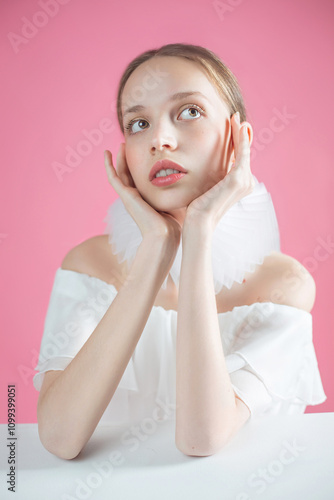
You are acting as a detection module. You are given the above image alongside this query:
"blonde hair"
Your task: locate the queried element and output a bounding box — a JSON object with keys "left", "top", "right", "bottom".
{"left": 116, "top": 42, "right": 247, "bottom": 134}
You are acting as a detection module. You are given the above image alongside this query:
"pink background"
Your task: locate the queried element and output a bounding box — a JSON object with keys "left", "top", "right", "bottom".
{"left": 1, "top": 0, "right": 333, "bottom": 423}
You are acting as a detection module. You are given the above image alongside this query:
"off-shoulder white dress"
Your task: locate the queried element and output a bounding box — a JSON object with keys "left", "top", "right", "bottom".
{"left": 33, "top": 268, "right": 327, "bottom": 426}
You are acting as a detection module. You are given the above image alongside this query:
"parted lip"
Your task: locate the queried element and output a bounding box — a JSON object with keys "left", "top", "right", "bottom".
{"left": 149, "top": 160, "right": 187, "bottom": 181}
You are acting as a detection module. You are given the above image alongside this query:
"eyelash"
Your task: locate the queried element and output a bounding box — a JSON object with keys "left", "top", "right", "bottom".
{"left": 124, "top": 104, "right": 206, "bottom": 135}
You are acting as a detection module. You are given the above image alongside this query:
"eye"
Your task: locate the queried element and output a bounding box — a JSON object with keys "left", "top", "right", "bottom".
{"left": 179, "top": 104, "right": 204, "bottom": 120}
{"left": 124, "top": 104, "right": 205, "bottom": 135}
{"left": 124, "top": 118, "right": 149, "bottom": 135}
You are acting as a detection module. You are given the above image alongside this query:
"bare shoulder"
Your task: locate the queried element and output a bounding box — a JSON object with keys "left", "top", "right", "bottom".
{"left": 61, "top": 235, "right": 118, "bottom": 286}
{"left": 256, "top": 251, "right": 316, "bottom": 313}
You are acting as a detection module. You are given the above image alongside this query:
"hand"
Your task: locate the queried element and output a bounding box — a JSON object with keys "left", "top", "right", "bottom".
{"left": 104, "top": 144, "right": 182, "bottom": 251}
{"left": 184, "top": 112, "right": 255, "bottom": 233}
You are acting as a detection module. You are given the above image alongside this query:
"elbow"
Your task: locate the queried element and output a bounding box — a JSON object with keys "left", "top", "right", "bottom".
{"left": 175, "top": 437, "right": 229, "bottom": 457}
{"left": 45, "top": 445, "right": 81, "bottom": 461}
{"left": 39, "top": 429, "right": 83, "bottom": 460}
{"left": 37, "top": 400, "right": 85, "bottom": 460}
{"left": 175, "top": 408, "right": 245, "bottom": 457}
{"left": 175, "top": 398, "right": 251, "bottom": 456}
{"left": 175, "top": 431, "right": 232, "bottom": 457}
{"left": 37, "top": 420, "right": 83, "bottom": 460}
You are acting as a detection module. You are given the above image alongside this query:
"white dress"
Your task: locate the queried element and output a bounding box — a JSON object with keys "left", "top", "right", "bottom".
{"left": 33, "top": 268, "right": 327, "bottom": 425}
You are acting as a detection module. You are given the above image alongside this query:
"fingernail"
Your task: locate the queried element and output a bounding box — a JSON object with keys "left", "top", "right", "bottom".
{"left": 243, "top": 125, "right": 248, "bottom": 136}
{"left": 235, "top": 112, "right": 240, "bottom": 124}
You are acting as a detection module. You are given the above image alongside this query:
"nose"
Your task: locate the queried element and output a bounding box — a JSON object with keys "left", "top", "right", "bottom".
{"left": 150, "top": 120, "right": 177, "bottom": 152}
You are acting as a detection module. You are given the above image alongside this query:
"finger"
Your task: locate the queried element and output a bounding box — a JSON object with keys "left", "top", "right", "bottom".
{"left": 104, "top": 150, "right": 114, "bottom": 178}
{"left": 231, "top": 114, "right": 251, "bottom": 160}
{"left": 231, "top": 112, "right": 241, "bottom": 162}
{"left": 116, "top": 143, "right": 136, "bottom": 188}
{"left": 235, "top": 123, "right": 251, "bottom": 169}
{"left": 231, "top": 111, "right": 240, "bottom": 163}
{"left": 104, "top": 150, "right": 124, "bottom": 195}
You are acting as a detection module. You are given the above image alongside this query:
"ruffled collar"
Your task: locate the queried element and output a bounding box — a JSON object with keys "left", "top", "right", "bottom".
{"left": 103, "top": 174, "right": 281, "bottom": 294}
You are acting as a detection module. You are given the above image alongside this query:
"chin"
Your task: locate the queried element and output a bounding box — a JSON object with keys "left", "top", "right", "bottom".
{"left": 145, "top": 191, "right": 192, "bottom": 212}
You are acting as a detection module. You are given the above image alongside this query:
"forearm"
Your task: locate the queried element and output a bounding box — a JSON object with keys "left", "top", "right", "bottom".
{"left": 175, "top": 224, "right": 238, "bottom": 456}
{"left": 38, "top": 235, "right": 174, "bottom": 459}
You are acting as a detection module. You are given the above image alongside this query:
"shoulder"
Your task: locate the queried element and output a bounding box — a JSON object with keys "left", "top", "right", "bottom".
{"left": 256, "top": 251, "right": 316, "bottom": 313}
{"left": 61, "top": 235, "right": 117, "bottom": 285}
{"left": 61, "top": 235, "right": 107, "bottom": 271}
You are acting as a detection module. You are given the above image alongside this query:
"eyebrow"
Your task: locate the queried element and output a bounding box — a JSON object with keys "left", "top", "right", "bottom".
{"left": 123, "top": 91, "right": 210, "bottom": 120}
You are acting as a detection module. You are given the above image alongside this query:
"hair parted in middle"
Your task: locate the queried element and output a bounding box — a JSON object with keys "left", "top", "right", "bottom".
{"left": 116, "top": 42, "right": 248, "bottom": 136}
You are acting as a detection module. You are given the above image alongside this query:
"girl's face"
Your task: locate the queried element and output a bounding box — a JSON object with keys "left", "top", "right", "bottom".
{"left": 121, "top": 56, "right": 235, "bottom": 219}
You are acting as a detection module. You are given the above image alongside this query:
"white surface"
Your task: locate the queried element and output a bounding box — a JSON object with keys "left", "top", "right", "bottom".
{"left": 1, "top": 413, "right": 334, "bottom": 500}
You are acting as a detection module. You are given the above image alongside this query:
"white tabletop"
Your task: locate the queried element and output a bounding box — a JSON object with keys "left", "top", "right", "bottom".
{"left": 1, "top": 413, "right": 334, "bottom": 500}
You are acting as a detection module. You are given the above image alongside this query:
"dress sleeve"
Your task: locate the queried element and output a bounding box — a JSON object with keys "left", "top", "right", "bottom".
{"left": 219, "top": 302, "right": 327, "bottom": 417}
{"left": 33, "top": 268, "right": 138, "bottom": 393}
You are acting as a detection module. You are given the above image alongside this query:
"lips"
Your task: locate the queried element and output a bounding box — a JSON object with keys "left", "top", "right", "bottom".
{"left": 149, "top": 160, "right": 187, "bottom": 181}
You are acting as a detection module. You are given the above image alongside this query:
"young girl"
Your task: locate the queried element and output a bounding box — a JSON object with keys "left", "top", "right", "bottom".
{"left": 33, "top": 43, "right": 326, "bottom": 460}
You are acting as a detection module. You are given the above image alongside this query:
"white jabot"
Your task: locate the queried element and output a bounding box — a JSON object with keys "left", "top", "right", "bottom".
{"left": 102, "top": 174, "right": 281, "bottom": 293}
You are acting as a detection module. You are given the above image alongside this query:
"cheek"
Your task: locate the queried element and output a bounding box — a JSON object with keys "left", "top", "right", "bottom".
{"left": 125, "top": 147, "right": 139, "bottom": 173}
{"left": 195, "top": 129, "right": 226, "bottom": 170}
{"left": 195, "top": 120, "right": 225, "bottom": 148}
{"left": 124, "top": 146, "right": 147, "bottom": 187}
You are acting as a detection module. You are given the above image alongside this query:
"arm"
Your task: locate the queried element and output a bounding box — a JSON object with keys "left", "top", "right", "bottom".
{"left": 175, "top": 114, "right": 253, "bottom": 456}
{"left": 175, "top": 223, "right": 250, "bottom": 457}
{"left": 38, "top": 234, "right": 175, "bottom": 460}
